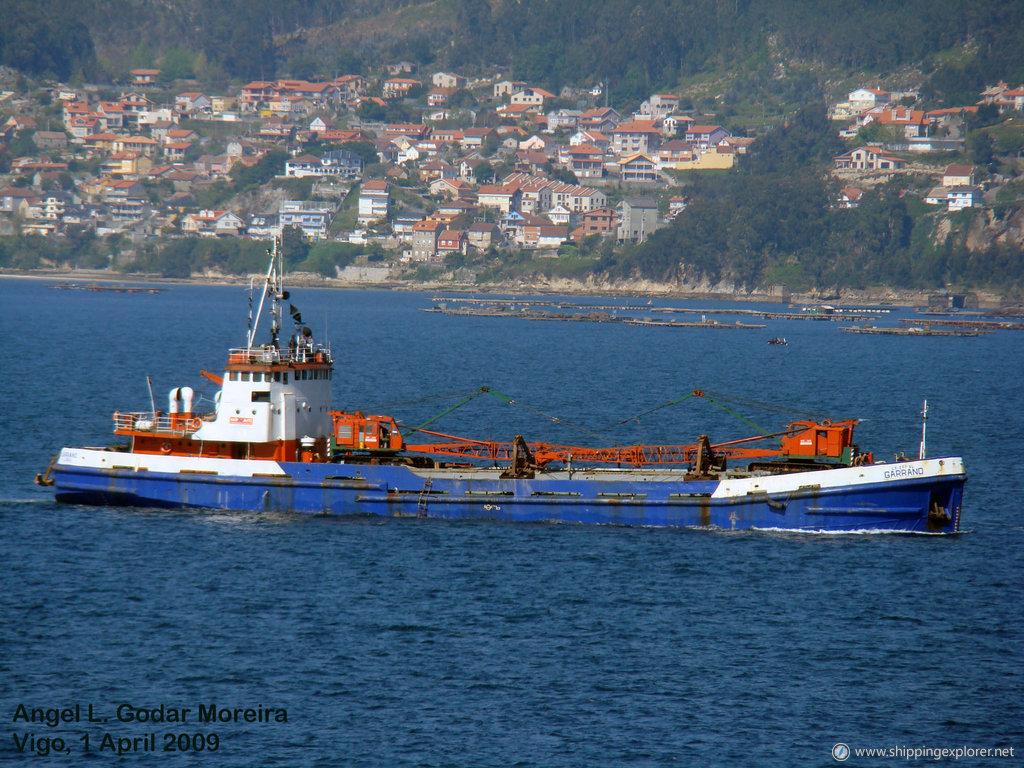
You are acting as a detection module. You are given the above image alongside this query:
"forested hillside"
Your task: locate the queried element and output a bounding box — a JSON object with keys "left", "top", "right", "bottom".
{"left": 3, "top": 0, "right": 1023, "bottom": 106}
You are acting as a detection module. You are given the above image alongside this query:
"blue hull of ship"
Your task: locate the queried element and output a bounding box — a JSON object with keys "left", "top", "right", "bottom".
{"left": 52, "top": 459, "right": 965, "bottom": 533}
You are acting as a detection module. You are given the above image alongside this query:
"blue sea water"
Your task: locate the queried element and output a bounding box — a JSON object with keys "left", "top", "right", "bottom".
{"left": 1, "top": 277, "right": 1022, "bottom": 767}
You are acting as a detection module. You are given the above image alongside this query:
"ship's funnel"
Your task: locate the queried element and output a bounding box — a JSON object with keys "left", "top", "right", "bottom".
{"left": 181, "top": 386, "right": 195, "bottom": 417}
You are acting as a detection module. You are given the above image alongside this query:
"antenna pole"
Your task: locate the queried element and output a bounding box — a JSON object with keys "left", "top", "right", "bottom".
{"left": 918, "top": 399, "right": 928, "bottom": 459}
{"left": 248, "top": 239, "right": 278, "bottom": 349}
{"left": 146, "top": 376, "right": 157, "bottom": 416}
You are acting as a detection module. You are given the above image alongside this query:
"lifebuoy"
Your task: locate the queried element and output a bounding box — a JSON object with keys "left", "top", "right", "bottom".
{"left": 161, "top": 441, "right": 172, "bottom": 454}
{"left": 189, "top": 417, "right": 202, "bottom": 431}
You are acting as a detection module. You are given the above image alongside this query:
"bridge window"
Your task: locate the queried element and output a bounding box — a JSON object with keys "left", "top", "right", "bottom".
{"left": 251, "top": 391, "right": 270, "bottom": 403}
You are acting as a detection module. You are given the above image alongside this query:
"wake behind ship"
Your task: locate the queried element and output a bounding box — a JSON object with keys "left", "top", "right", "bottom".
{"left": 39, "top": 241, "right": 966, "bottom": 533}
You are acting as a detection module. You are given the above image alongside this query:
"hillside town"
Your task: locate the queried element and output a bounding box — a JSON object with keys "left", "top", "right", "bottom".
{"left": 0, "top": 63, "right": 1020, "bottom": 279}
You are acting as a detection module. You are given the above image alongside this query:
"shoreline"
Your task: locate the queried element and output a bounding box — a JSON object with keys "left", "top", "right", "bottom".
{"left": 0, "top": 267, "right": 1007, "bottom": 309}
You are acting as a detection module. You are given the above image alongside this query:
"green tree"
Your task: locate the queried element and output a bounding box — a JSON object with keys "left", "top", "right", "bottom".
{"left": 160, "top": 47, "right": 196, "bottom": 81}
{"left": 280, "top": 225, "right": 310, "bottom": 267}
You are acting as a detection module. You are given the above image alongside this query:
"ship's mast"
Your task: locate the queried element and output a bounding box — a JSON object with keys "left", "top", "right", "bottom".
{"left": 247, "top": 238, "right": 285, "bottom": 350}
{"left": 919, "top": 399, "right": 928, "bottom": 459}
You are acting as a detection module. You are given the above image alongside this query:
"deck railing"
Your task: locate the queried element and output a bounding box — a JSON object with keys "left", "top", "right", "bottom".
{"left": 227, "top": 343, "right": 333, "bottom": 365}
{"left": 113, "top": 411, "right": 205, "bottom": 435}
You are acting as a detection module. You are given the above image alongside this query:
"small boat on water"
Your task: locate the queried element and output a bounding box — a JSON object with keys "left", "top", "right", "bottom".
{"left": 767, "top": 337, "right": 788, "bottom": 345}
{"left": 38, "top": 241, "right": 966, "bottom": 533}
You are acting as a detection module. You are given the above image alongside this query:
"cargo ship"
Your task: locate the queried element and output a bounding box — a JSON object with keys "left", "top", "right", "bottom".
{"left": 38, "top": 243, "right": 966, "bottom": 533}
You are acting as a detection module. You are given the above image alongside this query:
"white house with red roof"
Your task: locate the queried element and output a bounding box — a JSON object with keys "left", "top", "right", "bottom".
{"left": 175, "top": 93, "right": 211, "bottom": 116}
{"left": 477, "top": 184, "right": 522, "bottom": 213}
{"left": 183, "top": 209, "right": 245, "bottom": 236}
{"left": 618, "top": 153, "right": 659, "bottom": 183}
{"left": 837, "top": 186, "right": 864, "bottom": 208}
{"left": 383, "top": 78, "right": 422, "bottom": 99}
{"left": 833, "top": 146, "right": 905, "bottom": 171}
{"left": 560, "top": 143, "right": 605, "bottom": 178}
{"left": 998, "top": 86, "right": 1024, "bottom": 112}
{"left": 570, "top": 129, "right": 610, "bottom": 152}
{"left": 130, "top": 69, "right": 161, "bottom": 86}
{"left": 862, "top": 107, "right": 928, "bottom": 138}
{"left": 510, "top": 87, "right": 556, "bottom": 108}
{"left": 96, "top": 102, "right": 125, "bottom": 131}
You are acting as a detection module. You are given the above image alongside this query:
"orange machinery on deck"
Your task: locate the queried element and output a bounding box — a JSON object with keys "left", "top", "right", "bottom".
{"left": 330, "top": 410, "right": 867, "bottom": 469}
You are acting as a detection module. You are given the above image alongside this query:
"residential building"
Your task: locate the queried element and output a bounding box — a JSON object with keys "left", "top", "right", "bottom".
{"left": 430, "top": 178, "right": 472, "bottom": 200}
{"left": 382, "top": 78, "right": 422, "bottom": 99}
{"left": 510, "top": 87, "right": 556, "bottom": 108}
{"left": 517, "top": 180, "right": 555, "bottom": 215}
{"left": 419, "top": 159, "right": 456, "bottom": 184}
{"left": 358, "top": 180, "right": 390, "bottom": 224}
{"left": 175, "top": 93, "right": 211, "bottom": 115}
{"left": 437, "top": 229, "right": 469, "bottom": 256}
{"left": 183, "top": 209, "right": 244, "bottom": 236}
{"left": 863, "top": 107, "right": 928, "bottom": 139}
{"left": 684, "top": 124, "right": 728, "bottom": 150}
{"left": 838, "top": 187, "right": 864, "bottom": 208}
{"left": 561, "top": 143, "right": 605, "bottom": 178}
{"left": 545, "top": 204, "right": 576, "bottom": 228}
{"left": 617, "top": 198, "right": 659, "bottom": 243}
{"left": 570, "top": 129, "right": 611, "bottom": 152}
{"left": 240, "top": 81, "right": 276, "bottom": 111}
{"left": 998, "top": 86, "right": 1024, "bottom": 112}
{"left": 411, "top": 218, "right": 444, "bottom": 260}
{"left": 467, "top": 222, "right": 502, "bottom": 250}
{"left": 848, "top": 88, "right": 891, "bottom": 109}
{"left": 518, "top": 221, "right": 568, "bottom": 248}
{"left": 478, "top": 184, "right": 521, "bottom": 214}
{"left": 947, "top": 186, "right": 982, "bottom": 211}
{"left": 640, "top": 93, "right": 679, "bottom": 119}
{"left": 657, "top": 139, "right": 695, "bottom": 168}
{"left": 247, "top": 213, "right": 279, "bottom": 238}
{"left": 579, "top": 107, "right": 621, "bottom": 133}
{"left": 102, "top": 179, "right": 148, "bottom": 223}
{"left": 279, "top": 200, "right": 335, "bottom": 240}
{"left": 502, "top": 173, "right": 607, "bottom": 213}
{"left": 432, "top": 72, "right": 467, "bottom": 90}
{"left": 385, "top": 123, "right": 431, "bottom": 141}
{"left": 546, "top": 109, "right": 582, "bottom": 132}
{"left": 286, "top": 150, "right": 362, "bottom": 178}
{"left": 618, "top": 153, "right": 659, "bottom": 183}
{"left": 493, "top": 80, "right": 527, "bottom": 99}
{"left": 131, "top": 69, "right": 161, "bottom": 86}
{"left": 833, "top": 146, "right": 905, "bottom": 171}
{"left": 576, "top": 207, "right": 618, "bottom": 239}
{"left": 427, "top": 88, "right": 458, "bottom": 107}
{"left": 33, "top": 131, "right": 68, "bottom": 150}
{"left": 460, "top": 127, "right": 496, "bottom": 150}
{"left": 943, "top": 165, "right": 976, "bottom": 188}
{"left": 611, "top": 120, "right": 661, "bottom": 155}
